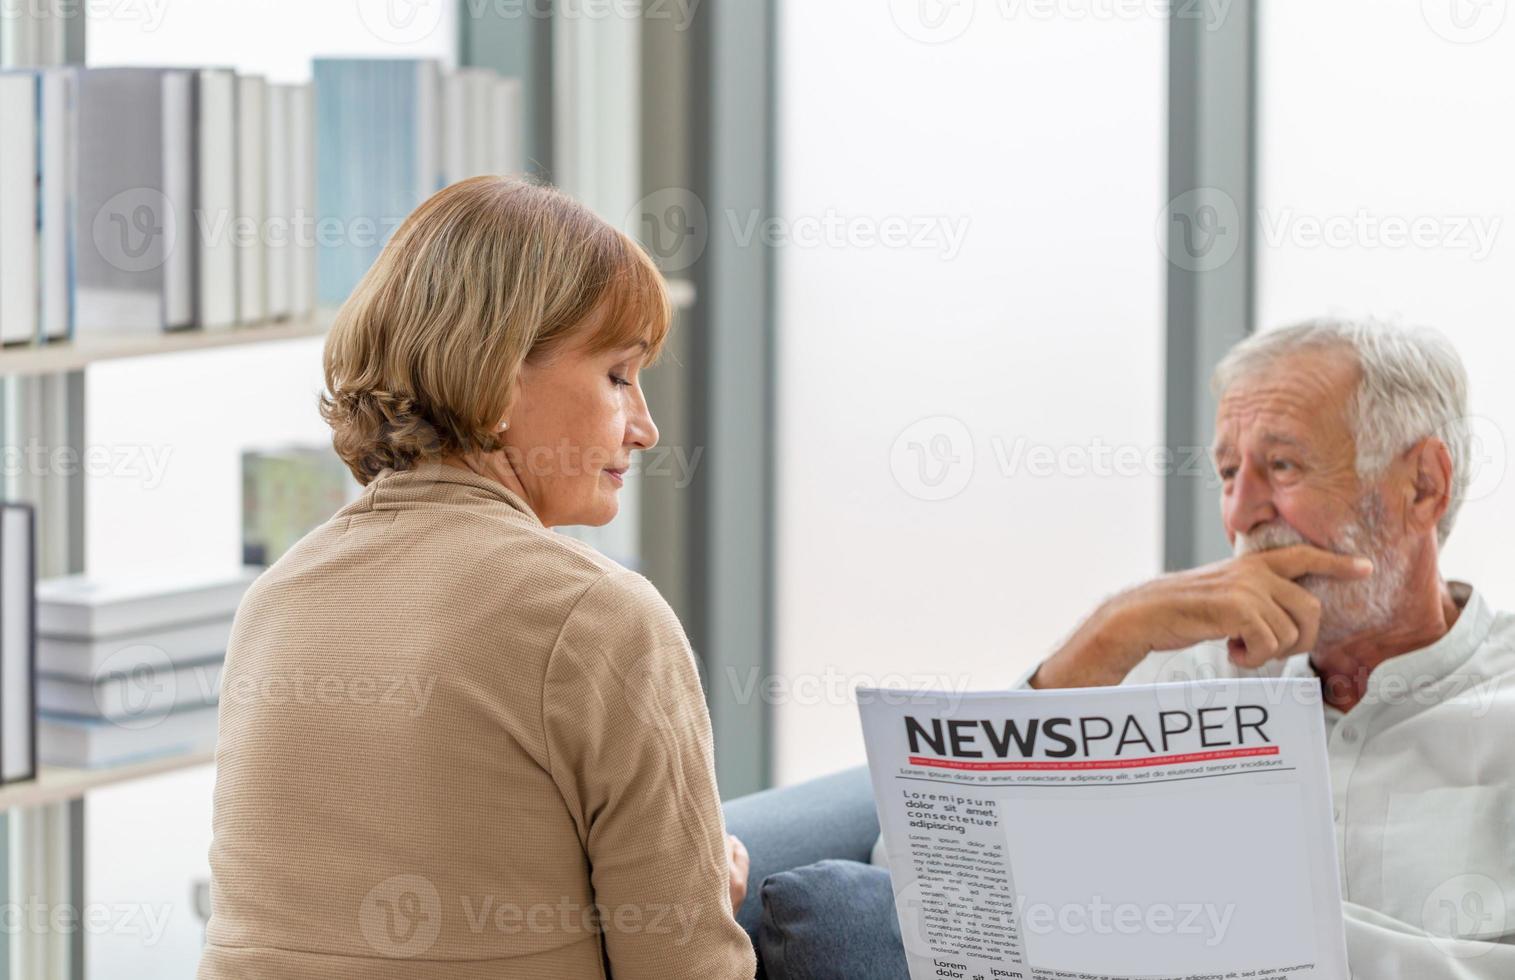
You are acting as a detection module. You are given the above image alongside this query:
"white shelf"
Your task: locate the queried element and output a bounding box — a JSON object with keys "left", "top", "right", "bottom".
{"left": 0, "top": 748, "right": 216, "bottom": 811}
{"left": 0, "top": 280, "right": 690, "bottom": 378}
{"left": 0, "top": 310, "right": 336, "bottom": 377}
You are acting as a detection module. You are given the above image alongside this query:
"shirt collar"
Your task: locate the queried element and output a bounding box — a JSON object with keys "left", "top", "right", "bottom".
{"left": 364, "top": 459, "right": 545, "bottom": 528}
{"left": 1279, "top": 580, "right": 1491, "bottom": 716}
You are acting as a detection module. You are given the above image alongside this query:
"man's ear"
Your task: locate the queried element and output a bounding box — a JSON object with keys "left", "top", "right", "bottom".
{"left": 1402, "top": 436, "right": 1453, "bottom": 537}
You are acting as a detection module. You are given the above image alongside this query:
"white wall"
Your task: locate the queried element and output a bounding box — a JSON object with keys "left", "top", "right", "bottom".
{"left": 1256, "top": 0, "right": 1515, "bottom": 611}
{"left": 772, "top": 2, "right": 1167, "bottom": 785}
{"left": 87, "top": 0, "right": 458, "bottom": 81}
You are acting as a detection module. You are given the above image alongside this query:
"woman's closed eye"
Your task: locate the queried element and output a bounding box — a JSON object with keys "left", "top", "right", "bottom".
{"left": 609, "top": 373, "right": 631, "bottom": 387}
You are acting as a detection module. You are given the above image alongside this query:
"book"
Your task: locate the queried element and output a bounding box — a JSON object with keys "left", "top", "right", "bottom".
{"left": 242, "top": 446, "right": 359, "bottom": 565}
{"left": 74, "top": 67, "right": 197, "bottom": 334}
{"left": 314, "top": 58, "right": 443, "bottom": 305}
{"left": 235, "top": 74, "right": 268, "bottom": 324}
{"left": 265, "top": 82, "right": 292, "bottom": 321}
{"left": 0, "top": 72, "right": 39, "bottom": 346}
{"left": 196, "top": 68, "right": 239, "bottom": 330}
{"left": 37, "top": 566, "right": 260, "bottom": 639}
{"left": 38, "top": 68, "right": 77, "bottom": 343}
{"left": 491, "top": 76, "right": 524, "bottom": 176}
{"left": 38, "top": 615, "right": 232, "bottom": 680}
{"left": 1, "top": 504, "right": 37, "bottom": 784}
{"left": 39, "top": 656, "right": 223, "bottom": 722}
{"left": 38, "top": 701, "right": 217, "bottom": 768}
{"left": 286, "top": 82, "right": 316, "bottom": 317}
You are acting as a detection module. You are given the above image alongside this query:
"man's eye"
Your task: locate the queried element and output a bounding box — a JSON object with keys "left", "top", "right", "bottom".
{"left": 1270, "top": 459, "right": 1297, "bottom": 472}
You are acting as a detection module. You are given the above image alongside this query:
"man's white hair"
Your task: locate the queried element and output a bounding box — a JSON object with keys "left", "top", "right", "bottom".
{"left": 1211, "top": 318, "right": 1471, "bottom": 546}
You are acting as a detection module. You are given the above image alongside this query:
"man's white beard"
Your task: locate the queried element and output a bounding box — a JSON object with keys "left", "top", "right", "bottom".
{"left": 1232, "top": 493, "right": 1406, "bottom": 649}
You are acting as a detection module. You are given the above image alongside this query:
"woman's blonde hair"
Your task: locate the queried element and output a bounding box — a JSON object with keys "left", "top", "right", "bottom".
{"left": 320, "top": 176, "right": 671, "bottom": 484}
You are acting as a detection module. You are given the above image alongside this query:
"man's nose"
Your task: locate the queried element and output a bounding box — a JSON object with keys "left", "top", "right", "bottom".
{"left": 1224, "top": 460, "right": 1277, "bottom": 538}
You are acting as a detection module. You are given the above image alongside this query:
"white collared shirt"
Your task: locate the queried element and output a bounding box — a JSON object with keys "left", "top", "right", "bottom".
{"left": 1119, "top": 581, "right": 1515, "bottom": 977}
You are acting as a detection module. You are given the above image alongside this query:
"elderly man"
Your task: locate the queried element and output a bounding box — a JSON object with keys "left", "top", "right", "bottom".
{"left": 1030, "top": 320, "right": 1514, "bottom": 975}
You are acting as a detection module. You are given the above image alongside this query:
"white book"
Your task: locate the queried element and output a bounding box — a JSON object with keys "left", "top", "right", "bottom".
{"left": 39, "top": 657, "right": 223, "bottom": 722}
{"left": 1, "top": 504, "right": 37, "bottom": 784}
{"left": 0, "top": 73, "right": 39, "bottom": 346}
{"left": 492, "top": 77, "right": 524, "bottom": 176}
{"left": 465, "top": 68, "right": 495, "bottom": 178}
{"left": 161, "top": 70, "right": 195, "bottom": 330}
{"left": 39, "top": 702, "right": 217, "bottom": 768}
{"left": 38, "top": 69, "right": 76, "bottom": 343}
{"left": 286, "top": 83, "right": 316, "bottom": 317}
{"left": 414, "top": 61, "right": 442, "bottom": 200}
{"left": 37, "top": 566, "right": 260, "bottom": 639}
{"left": 196, "top": 68, "right": 239, "bottom": 330}
{"left": 235, "top": 74, "right": 267, "bottom": 324}
{"left": 264, "top": 84, "right": 292, "bottom": 320}
{"left": 442, "top": 71, "right": 469, "bottom": 186}
{"left": 38, "top": 615, "right": 233, "bottom": 680}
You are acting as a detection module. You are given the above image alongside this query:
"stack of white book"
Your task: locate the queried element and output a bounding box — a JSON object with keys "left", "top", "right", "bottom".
{"left": 0, "top": 66, "right": 317, "bottom": 347}
{"left": 34, "top": 567, "right": 260, "bottom": 768}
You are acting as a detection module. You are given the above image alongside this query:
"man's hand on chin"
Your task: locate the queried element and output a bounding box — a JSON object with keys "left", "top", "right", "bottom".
{"left": 1031, "top": 545, "right": 1374, "bottom": 689}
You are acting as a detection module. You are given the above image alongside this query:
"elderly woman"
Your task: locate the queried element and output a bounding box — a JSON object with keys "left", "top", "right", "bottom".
{"left": 199, "top": 177, "right": 755, "bottom": 979}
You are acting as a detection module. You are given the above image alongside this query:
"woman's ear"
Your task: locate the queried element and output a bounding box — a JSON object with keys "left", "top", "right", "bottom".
{"left": 1403, "top": 436, "right": 1453, "bottom": 538}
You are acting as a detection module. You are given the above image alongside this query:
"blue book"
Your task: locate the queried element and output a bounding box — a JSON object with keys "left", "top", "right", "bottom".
{"left": 313, "top": 58, "right": 442, "bottom": 306}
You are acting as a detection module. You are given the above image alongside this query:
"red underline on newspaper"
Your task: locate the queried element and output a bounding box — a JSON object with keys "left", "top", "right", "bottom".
{"left": 906, "top": 746, "right": 1280, "bottom": 771}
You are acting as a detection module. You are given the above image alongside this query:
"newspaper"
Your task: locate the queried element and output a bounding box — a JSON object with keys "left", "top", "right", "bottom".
{"left": 858, "top": 678, "right": 1349, "bottom": 980}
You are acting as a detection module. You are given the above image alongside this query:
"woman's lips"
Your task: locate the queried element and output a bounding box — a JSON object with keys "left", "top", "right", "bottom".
{"left": 605, "top": 468, "right": 626, "bottom": 486}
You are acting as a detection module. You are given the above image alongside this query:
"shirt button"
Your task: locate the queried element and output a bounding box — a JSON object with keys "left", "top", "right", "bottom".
{"left": 1340, "top": 726, "right": 1359, "bottom": 744}
{"left": 1333, "top": 807, "right": 1342, "bottom": 822}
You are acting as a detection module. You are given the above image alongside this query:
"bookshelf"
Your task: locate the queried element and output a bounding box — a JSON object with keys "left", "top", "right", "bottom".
{"left": 0, "top": 750, "right": 215, "bottom": 811}
{"left": 0, "top": 281, "right": 693, "bottom": 380}
{"left": 0, "top": 310, "right": 335, "bottom": 377}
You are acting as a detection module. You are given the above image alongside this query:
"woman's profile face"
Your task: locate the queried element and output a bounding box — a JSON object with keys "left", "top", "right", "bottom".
{"left": 504, "top": 323, "right": 659, "bottom": 528}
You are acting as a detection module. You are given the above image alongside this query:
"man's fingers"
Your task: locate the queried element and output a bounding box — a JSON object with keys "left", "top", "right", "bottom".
{"left": 1236, "top": 615, "right": 1280, "bottom": 667}
{"left": 1258, "top": 544, "right": 1373, "bottom": 582}
{"left": 1270, "top": 579, "right": 1322, "bottom": 655}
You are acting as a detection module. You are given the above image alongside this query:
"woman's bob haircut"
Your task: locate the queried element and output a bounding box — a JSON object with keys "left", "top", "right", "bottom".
{"left": 320, "top": 175, "right": 671, "bottom": 484}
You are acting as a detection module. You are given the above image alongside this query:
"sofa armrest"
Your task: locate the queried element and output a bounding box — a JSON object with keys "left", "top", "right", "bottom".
{"left": 722, "top": 767, "right": 879, "bottom": 949}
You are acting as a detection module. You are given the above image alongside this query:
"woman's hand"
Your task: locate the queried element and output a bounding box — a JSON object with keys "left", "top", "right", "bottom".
{"left": 726, "top": 834, "right": 750, "bottom": 913}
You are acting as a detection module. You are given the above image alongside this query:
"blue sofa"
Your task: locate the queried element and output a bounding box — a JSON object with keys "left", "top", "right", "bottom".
{"left": 722, "top": 767, "right": 881, "bottom": 978}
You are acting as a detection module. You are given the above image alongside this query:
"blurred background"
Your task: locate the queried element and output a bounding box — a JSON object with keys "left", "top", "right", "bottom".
{"left": 0, "top": 0, "right": 1512, "bottom": 976}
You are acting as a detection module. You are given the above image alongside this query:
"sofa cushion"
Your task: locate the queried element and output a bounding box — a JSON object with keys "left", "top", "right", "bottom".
{"left": 757, "top": 859, "right": 909, "bottom": 980}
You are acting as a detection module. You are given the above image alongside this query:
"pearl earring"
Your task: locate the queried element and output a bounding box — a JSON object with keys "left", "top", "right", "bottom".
{"left": 497, "top": 420, "right": 509, "bottom": 432}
